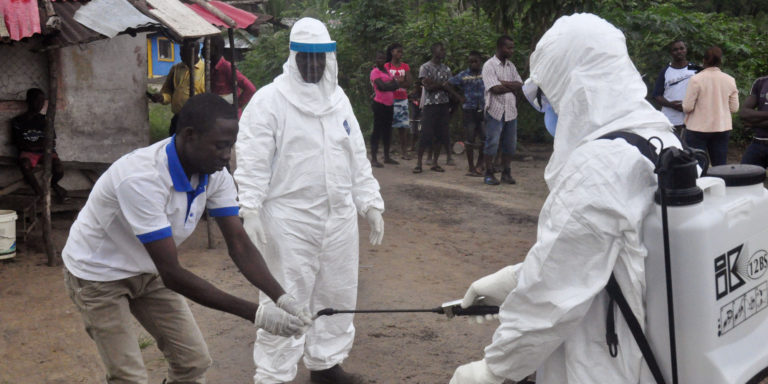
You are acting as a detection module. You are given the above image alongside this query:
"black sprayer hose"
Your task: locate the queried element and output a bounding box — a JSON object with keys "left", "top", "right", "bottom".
{"left": 659, "top": 169, "right": 679, "bottom": 384}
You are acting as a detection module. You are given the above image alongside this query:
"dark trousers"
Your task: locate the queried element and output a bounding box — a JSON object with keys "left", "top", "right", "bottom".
{"left": 371, "top": 101, "right": 394, "bottom": 159}
{"left": 463, "top": 108, "right": 485, "bottom": 147}
{"left": 684, "top": 129, "right": 730, "bottom": 167}
{"left": 420, "top": 103, "right": 450, "bottom": 149}
{"left": 741, "top": 139, "right": 768, "bottom": 169}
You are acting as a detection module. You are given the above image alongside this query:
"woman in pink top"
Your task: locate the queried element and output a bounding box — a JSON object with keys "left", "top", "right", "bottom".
{"left": 370, "top": 51, "right": 400, "bottom": 168}
{"left": 682, "top": 46, "right": 739, "bottom": 166}
{"left": 385, "top": 43, "right": 413, "bottom": 160}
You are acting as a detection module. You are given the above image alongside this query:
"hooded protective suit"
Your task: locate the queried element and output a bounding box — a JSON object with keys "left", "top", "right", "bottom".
{"left": 451, "top": 14, "right": 681, "bottom": 384}
{"left": 234, "top": 18, "right": 384, "bottom": 384}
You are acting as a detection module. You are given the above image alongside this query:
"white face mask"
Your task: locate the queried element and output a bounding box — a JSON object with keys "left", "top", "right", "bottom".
{"left": 522, "top": 79, "right": 557, "bottom": 137}
{"left": 543, "top": 102, "right": 558, "bottom": 137}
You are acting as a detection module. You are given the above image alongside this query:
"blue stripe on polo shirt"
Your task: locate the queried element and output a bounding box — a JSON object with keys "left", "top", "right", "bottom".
{"left": 208, "top": 206, "right": 239, "bottom": 217}
{"left": 137, "top": 226, "right": 173, "bottom": 243}
{"left": 290, "top": 41, "right": 336, "bottom": 53}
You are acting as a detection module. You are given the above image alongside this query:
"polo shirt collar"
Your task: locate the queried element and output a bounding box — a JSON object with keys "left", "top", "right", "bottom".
{"left": 165, "top": 135, "right": 208, "bottom": 193}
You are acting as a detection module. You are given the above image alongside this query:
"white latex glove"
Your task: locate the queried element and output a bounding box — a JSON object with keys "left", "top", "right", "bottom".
{"left": 462, "top": 265, "right": 519, "bottom": 324}
{"left": 276, "top": 294, "right": 313, "bottom": 331}
{"left": 450, "top": 360, "right": 505, "bottom": 384}
{"left": 241, "top": 209, "right": 267, "bottom": 245}
{"left": 253, "top": 305, "right": 305, "bottom": 337}
{"left": 365, "top": 208, "right": 384, "bottom": 246}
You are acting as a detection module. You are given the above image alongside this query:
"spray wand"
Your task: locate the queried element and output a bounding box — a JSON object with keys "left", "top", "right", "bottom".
{"left": 315, "top": 299, "right": 499, "bottom": 320}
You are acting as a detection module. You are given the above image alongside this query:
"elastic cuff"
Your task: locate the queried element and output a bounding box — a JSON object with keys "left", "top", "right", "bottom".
{"left": 208, "top": 206, "right": 239, "bottom": 217}
{"left": 137, "top": 226, "right": 172, "bottom": 243}
{"left": 481, "top": 359, "right": 506, "bottom": 383}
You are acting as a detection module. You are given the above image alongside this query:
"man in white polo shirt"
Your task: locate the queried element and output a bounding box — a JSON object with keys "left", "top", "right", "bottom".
{"left": 62, "top": 94, "right": 312, "bottom": 384}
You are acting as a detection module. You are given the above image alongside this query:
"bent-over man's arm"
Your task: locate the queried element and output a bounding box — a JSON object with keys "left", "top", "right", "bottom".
{"left": 144, "top": 237, "right": 262, "bottom": 321}
{"left": 216, "top": 215, "right": 285, "bottom": 300}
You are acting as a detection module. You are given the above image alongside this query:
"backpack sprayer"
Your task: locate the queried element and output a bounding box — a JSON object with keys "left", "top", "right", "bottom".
{"left": 603, "top": 134, "right": 768, "bottom": 384}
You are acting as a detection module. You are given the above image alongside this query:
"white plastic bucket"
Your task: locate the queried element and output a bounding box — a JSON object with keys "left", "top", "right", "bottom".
{"left": 0, "top": 210, "right": 18, "bottom": 260}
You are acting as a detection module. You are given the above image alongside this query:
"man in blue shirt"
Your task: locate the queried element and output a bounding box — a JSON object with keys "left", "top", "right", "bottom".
{"left": 449, "top": 51, "right": 486, "bottom": 176}
{"left": 62, "top": 94, "right": 311, "bottom": 384}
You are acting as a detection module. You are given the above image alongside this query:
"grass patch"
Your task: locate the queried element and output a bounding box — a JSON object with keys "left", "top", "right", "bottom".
{"left": 138, "top": 335, "right": 155, "bottom": 350}
{"left": 148, "top": 102, "right": 173, "bottom": 144}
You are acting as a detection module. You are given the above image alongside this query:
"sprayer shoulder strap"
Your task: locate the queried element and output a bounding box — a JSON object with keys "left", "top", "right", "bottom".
{"left": 605, "top": 274, "right": 667, "bottom": 384}
{"left": 598, "top": 131, "right": 659, "bottom": 164}
{"left": 598, "top": 131, "right": 665, "bottom": 384}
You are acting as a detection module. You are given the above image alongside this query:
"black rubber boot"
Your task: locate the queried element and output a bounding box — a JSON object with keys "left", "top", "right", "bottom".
{"left": 310, "top": 364, "right": 364, "bottom": 384}
{"left": 501, "top": 168, "right": 516, "bottom": 184}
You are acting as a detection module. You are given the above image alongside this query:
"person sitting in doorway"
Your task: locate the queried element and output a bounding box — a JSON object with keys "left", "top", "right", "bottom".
{"left": 10, "top": 88, "right": 68, "bottom": 202}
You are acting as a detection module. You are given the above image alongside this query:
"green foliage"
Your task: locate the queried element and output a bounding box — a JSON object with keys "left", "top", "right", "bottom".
{"left": 332, "top": 0, "right": 409, "bottom": 131}
{"left": 600, "top": 3, "right": 768, "bottom": 144}
{"left": 239, "top": 26, "right": 290, "bottom": 90}
{"left": 243, "top": 0, "right": 766, "bottom": 145}
{"left": 148, "top": 102, "right": 173, "bottom": 144}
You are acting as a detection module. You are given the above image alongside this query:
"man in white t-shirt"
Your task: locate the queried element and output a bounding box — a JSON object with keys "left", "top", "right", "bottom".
{"left": 652, "top": 40, "right": 702, "bottom": 136}
{"left": 62, "top": 94, "right": 312, "bottom": 384}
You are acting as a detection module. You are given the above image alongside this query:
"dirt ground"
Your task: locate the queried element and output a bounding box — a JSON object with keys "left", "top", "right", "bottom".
{"left": 0, "top": 143, "right": 550, "bottom": 384}
{"left": 2, "top": 143, "right": 762, "bottom": 383}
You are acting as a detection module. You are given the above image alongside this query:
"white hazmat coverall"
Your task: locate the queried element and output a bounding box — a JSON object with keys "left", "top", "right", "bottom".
{"left": 451, "top": 13, "right": 682, "bottom": 384}
{"left": 234, "top": 18, "right": 385, "bottom": 384}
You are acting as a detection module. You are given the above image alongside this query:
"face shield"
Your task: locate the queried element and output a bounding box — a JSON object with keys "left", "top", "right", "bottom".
{"left": 291, "top": 43, "right": 333, "bottom": 84}
{"left": 274, "top": 18, "right": 343, "bottom": 116}
{"left": 287, "top": 18, "right": 338, "bottom": 87}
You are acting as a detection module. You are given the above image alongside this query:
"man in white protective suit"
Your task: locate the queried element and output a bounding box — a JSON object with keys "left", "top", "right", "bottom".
{"left": 234, "top": 18, "right": 385, "bottom": 384}
{"left": 450, "top": 14, "right": 683, "bottom": 384}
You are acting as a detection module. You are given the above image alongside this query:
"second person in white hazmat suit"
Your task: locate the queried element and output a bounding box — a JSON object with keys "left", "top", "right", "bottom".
{"left": 234, "top": 18, "right": 384, "bottom": 384}
{"left": 450, "top": 14, "right": 682, "bottom": 384}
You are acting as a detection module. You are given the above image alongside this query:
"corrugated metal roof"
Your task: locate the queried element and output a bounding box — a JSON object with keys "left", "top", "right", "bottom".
{"left": 5, "top": 0, "right": 250, "bottom": 46}
{"left": 73, "top": 0, "right": 157, "bottom": 38}
{"left": 146, "top": 0, "right": 220, "bottom": 39}
{"left": 1, "top": 0, "right": 43, "bottom": 41}
{"left": 223, "top": 28, "right": 254, "bottom": 49}
{"left": 185, "top": 0, "right": 256, "bottom": 29}
{"left": 49, "top": 1, "right": 103, "bottom": 45}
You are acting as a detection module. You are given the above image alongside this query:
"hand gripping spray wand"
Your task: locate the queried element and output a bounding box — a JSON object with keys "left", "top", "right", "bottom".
{"left": 315, "top": 299, "right": 499, "bottom": 320}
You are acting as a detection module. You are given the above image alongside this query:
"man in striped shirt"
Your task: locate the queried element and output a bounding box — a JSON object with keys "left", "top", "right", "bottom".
{"left": 482, "top": 35, "right": 523, "bottom": 185}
